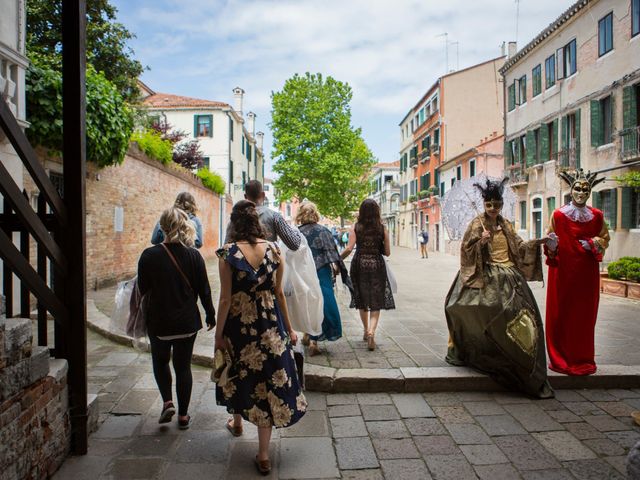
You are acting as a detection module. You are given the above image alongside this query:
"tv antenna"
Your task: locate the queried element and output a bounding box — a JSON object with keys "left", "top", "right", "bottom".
{"left": 515, "top": 0, "right": 521, "bottom": 46}
{"left": 436, "top": 33, "right": 449, "bottom": 74}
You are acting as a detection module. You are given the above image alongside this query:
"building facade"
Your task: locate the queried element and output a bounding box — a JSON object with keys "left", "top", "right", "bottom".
{"left": 142, "top": 86, "right": 264, "bottom": 202}
{"left": 368, "top": 161, "right": 401, "bottom": 244}
{"left": 398, "top": 56, "right": 505, "bottom": 252}
{"left": 501, "top": 0, "right": 640, "bottom": 260}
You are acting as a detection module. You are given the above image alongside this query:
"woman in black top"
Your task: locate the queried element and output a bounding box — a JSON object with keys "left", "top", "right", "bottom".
{"left": 138, "top": 207, "right": 216, "bottom": 429}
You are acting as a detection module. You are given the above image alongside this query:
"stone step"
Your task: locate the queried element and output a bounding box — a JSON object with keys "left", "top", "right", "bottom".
{"left": 1, "top": 317, "right": 33, "bottom": 369}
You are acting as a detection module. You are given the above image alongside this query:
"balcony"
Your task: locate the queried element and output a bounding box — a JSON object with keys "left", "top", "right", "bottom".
{"left": 620, "top": 126, "right": 640, "bottom": 162}
{"left": 410, "top": 155, "right": 418, "bottom": 168}
{"left": 419, "top": 149, "right": 430, "bottom": 162}
{"left": 504, "top": 163, "right": 528, "bottom": 186}
{"left": 557, "top": 147, "right": 579, "bottom": 170}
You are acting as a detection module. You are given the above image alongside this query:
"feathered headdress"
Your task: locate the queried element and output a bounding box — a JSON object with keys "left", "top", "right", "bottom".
{"left": 559, "top": 168, "right": 605, "bottom": 189}
{"left": 473, "top": 177, "right": 509, "bottom": 201}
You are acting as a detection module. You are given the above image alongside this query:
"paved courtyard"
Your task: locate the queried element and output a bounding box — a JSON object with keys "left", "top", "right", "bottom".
{"left": 92, "top": 245, "right": 640, "bottom": 370}
{"left": 53, "top": 329, "right": 640, "bottom": 479}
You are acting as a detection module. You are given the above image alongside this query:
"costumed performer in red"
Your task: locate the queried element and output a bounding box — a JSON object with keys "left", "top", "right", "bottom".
{"left": 545, "top": 169, "right": 609, "bottom": 375}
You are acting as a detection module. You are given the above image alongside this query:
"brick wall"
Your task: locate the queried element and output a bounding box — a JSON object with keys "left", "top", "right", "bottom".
{"left": 24, "top": 146, "right": 233, "bottom": 289}
{"left": 0, "top": 300, "right": 70, "bottom": 480}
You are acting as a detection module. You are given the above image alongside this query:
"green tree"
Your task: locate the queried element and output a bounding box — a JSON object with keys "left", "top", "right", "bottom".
{"left": 271, "top": 73, "right": 375, "bottom": 220}
{"left": 26, "top": 0, "right": 144, "bottom": 101}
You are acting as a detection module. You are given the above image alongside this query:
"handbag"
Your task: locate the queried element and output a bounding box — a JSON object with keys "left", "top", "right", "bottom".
{"left": 211, "top": 348, "right": 235, "bottom": 386}
{"left": 126, "top": 277, "right": 148, "bottom": 338}
{"left": 384, "top": 256, "right": 398, "bottom": 294}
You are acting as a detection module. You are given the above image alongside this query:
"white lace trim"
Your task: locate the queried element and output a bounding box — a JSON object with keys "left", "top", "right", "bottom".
{"left": 560, "top": 203, "right": 594, "bottom": 223}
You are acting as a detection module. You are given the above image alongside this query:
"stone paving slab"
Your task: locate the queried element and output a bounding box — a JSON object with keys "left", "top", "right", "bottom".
{"left": 52, "top": 329, "right": 640, "bottom": 479}
{"left": 89, "top": 246, "right": 640, "bottom": 394}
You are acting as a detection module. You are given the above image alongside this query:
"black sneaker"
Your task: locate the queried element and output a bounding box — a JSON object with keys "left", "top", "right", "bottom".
{"left": 158, "top": 403, "right": 175, "bottom": 424}
{"left": 178, "top": 415, "right": 191, "bottom": 430}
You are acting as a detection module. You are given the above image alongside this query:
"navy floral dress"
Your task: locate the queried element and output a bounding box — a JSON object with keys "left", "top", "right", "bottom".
{"left": 215, "top": 242, "right": 307, "bottom": 428}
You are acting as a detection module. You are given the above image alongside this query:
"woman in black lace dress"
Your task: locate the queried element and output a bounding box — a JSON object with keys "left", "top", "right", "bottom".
{"left": 341, "top": 199, "right": 395, "bottom": 350}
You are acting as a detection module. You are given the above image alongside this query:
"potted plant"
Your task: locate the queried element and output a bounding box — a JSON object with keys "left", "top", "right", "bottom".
{"left": 408, "top": 194, "right": 418, "bottom": 203}
{"left": 418, "top": 190, "right": 430, "bottom": 200}
{"left": 603, "top": 257, "right": 640, "bottom": 299}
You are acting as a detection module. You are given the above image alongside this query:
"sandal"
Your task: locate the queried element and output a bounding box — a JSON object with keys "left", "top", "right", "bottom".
{"left": 363, "top": 332, "right": 369, "bottom": 341}
{"left": 254, "top": 455, "right": 271, "bottom": 476}
{"left": 226, "top": 418, "right": 243, "bottom": 437}
{"left": 158, "top": 402, "right": 175, "bottom": 424}
{"left": 301, "top": 334, "right": 310, "bottom": 346}
{"left": 367, "top": 335, "right": 376, "bottom": 351}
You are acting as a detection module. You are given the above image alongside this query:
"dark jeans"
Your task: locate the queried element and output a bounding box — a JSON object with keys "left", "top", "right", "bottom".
{"left": 149, "top": 334, "right": 197, "bottom": 416}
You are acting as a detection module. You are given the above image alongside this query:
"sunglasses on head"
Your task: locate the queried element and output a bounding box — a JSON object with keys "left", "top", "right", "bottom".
{"left": 484, "top": 201, "right": 503, "bottom": 209}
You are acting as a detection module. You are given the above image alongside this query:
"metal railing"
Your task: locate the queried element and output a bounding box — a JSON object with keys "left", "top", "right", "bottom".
{"left": 419, "top": 149, "right": 430, "bottom": 161}
{"left": 504, "top": 163, "right": 528, "bottom": 184}
{"left": 410, "top": 155, "right": 418, "bottom": 168}
{"left": 557, "top": 146, "right": 579, "bottom": 169}
{"left": 620, "top": 126, "right": 640, "bottom": 162}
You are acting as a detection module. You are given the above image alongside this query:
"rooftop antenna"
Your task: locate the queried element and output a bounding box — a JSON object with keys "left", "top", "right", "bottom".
{"left": 450, "top": 41, "right": 459, "bottom": 71}
{"left": 436, "top": 32, "right": 449, "bottom": 74}
{"left": 515, "top": 0, "right": 521, "bottom": 46}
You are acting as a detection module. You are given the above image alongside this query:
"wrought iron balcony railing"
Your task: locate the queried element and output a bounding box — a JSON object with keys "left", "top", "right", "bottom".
{"left": 620, "top": 126, "right": 640, "bottom": 162}
{"left": 504, "top": 163, "right": 528, "bottom": 185}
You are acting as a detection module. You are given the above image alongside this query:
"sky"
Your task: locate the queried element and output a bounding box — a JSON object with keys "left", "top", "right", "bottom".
{"left": 111, "top": 0, "right": 576, "bottom": 175}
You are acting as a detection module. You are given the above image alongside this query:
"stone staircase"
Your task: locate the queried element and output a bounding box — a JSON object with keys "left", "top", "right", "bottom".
{"left": 0, "top": 295, "right": 97, "bottom": 479}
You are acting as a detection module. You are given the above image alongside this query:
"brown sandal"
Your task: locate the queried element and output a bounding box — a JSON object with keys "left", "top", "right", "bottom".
{"left": 254, "top": 455, "right": 271, "bottom": 476}
{"left": 225, "top": 418, "right": 243, "bottom": 437}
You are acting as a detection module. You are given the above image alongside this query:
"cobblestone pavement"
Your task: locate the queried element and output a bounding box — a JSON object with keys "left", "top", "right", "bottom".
{"left": 92, "top": 246, "right": 640, "bottom": 369}
{"left": 53, "top": 329, "right": 640, "bottom": 479}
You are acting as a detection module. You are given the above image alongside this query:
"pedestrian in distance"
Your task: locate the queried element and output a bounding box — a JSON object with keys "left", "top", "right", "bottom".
{"left": 137, "top": 207, "right": 216, "bottom": 429}
{"left": 215, "top": 200, "right": 306, "bottom": 476}
{"left": 444, "top": 178, "right": 553, "bottom": 398}
{"left": 226, "top": 180, "right": 301, "bottom": 251}
{"left": 151, "top": 192, "right": 204, "bottom": 249}
{"left": 296, "top": 202, "right": 349, "bottom": 356}
{"left": 341, "top": 199, "right": 395, "bottom": 351}
{"left": 419, "top": 228, "right": 429, "bottom": 258}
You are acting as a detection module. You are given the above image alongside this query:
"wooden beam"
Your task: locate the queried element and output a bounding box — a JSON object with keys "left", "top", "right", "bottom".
{"left": 0, "top": 228, "right": 68, "bottom": 325}
{"left": 0, "top": 99, "right": 67, "bottom": 224}
{"left": 62, "top": 0, "right": 88, "bottom": 456}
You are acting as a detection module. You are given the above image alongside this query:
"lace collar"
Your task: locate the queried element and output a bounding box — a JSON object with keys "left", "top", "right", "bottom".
{"left": 560, "top": 203, "right": 594, "bottom": 223}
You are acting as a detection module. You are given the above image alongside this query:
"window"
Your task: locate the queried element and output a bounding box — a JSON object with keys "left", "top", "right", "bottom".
{"left": 516, "top": 76, "right": 527, "bottom": 105}
{"left": 598, "top": 12, "right": 614, "bottom": 57}
{"left": 419, "top": 108, "right": 425, "bottom": 124}
{"left": 451, "top": 178, "right": 455, "bottom": 187}
{"left": 508, "top": 83, "right": 516, "bottom": 111}
{"left": 532, "top": 197, "right": 543, "bottom": 238}
{"left": 432, "top": 95, "right": 439, "bottom": 112}
{"left": 440, "top": 182, "right": 445, "bottom": 196}
{"left": 242, "top": 136, "right": 245, "bottom": 154}
{"left": 547, "top": 196, "right": 556, "bottom": 215}
{"left": 194, "top": 115, "right": 213, "bottom": 137}
{"left": 532, "top": 65, "right": 542, "bottom": 97}
{"left": 433, "top": 128, "right": 440, "bottom": 146}
{"left": 229, "top": 117, "right": 234, "bottom": 141}
{"left": 469, "top": 158, "right": 476, "bottom": 177}
{"left": 519, "top": 201, "right": 527, "bottom": 229}
{"left": 410, "top": 119, "right": 414, "bottom": 133}
{"left": 519, "top": 135, "right": 527, "bottom": 163}
{"left": 634, "top": 0, "right": 640, "bottom": 37}
{"left": 264, "top": 184, "right": 270, "bottom": 191}
{"left": 545, "top": 55, "right": 556, "bottom": 89}
{"left": 598, "top": 189, "right": 617, "bottom": 229}
{"left": 228, "top": 159, "right": 234, "bottom": 186}
{"left": 591, "top": 95, "right": 613, "bottom": 146}
{"left": 622, "top": 188, "right": 640, "bottom": 229}
{"left": 557, "top": 39, "right": 577, "bottom": 79}
{"left": 202, "top": 157, "right": 210, "bottom": 169}
{"left": 547, "top": 120, "right": 557, "bottom": 160}
{"left": 456, "top": 165, "right": 462, "bottom": 180}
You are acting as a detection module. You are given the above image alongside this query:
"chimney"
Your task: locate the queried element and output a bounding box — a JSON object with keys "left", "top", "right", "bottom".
{"left": 256, "top": 131, "right": 264, "bottom": 150}
{"left": 508, "top": 42, "right": 517, "bottom": 59}
{"left": 501, "top": 41, "right": 506, "bottom": 57}
{"left": 233, "top": 87, "right": 245, "bottom": 115}
{"left": 247, "top": 111, "right": 256, "bottom": 137}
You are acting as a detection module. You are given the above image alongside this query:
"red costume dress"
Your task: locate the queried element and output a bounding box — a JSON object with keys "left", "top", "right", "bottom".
{"left": 545, "top": 204, "right": 609, "bottom": 375}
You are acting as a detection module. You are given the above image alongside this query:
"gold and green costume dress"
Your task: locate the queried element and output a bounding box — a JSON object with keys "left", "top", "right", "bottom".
{"left": 445, "top": 214, "right": 553, "bottom": 398}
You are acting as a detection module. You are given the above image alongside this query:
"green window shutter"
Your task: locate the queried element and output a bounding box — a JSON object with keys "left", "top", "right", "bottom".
{"left": 610, "top": 93, "right": 615, "bottom": 134}
{"left": 547, "top": 196, "right": 556, "bottom": 215}
{"left": 552, "top": 119, "right": 559, "bottom": 157}
{"left": 561, "top": 116, "right": 568, "bottom": 152}
{"left": 426, "top": 172, "right": 431, "bottom": 187}
{"left": 508, "top": 84, "right": 515, "bottom": 111}
{"left": 194, "top": 115, "right": 198, "bottom": 136}
{"left": 621, "top": 187, "right": 633, "bottom": 229}
{"left": 592, "top": 190, "right": 602, "bottom": 210}
{"left": 526, "top": 130, "right": 535, "bottom": 167}
{"left": 590, "top": 100, "right": 602, "bottom": 147}
{"left": 504, "top": 140, "right": 511, "bottom": 168}
{"left": 575, "top": 109, "right": 581, "bottom": 168}
{"left": 610, "top": 188, "right": 618, "bottom": 230}
{"left": 623, "top": 86, "right": 638, "bottom": 129}
{"left": 539, "top": 124, "right": 549, "bottom": 162}
{"left": 207, "top": 115, "right": 213, "bottom": 137}
{"left": 522, "top": 76, "right": 527, "bottom": 103}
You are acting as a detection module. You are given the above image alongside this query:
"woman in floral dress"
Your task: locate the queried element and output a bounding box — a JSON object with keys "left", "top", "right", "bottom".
{"left": 215, "top": 200, "right": 306, "bottom": 475}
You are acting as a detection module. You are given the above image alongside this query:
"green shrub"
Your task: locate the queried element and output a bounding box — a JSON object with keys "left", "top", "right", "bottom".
{"left": 197, "top": 168, "right": 226, "bottom": 195}
{"left": 418, "top": 190, "right": 430, "bottom": 199}
{"left": 607, "top": 257, "right": 640, "bottom": 282}
{"left": 131, "top": 129, "right": 173, "bottom": 165}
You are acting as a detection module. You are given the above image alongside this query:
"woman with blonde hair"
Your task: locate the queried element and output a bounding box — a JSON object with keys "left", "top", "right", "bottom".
{"left": 296, "top": 202, "right": 349, "bottom": 356}
{"left": 341, "top": 199, "right": 394, "bottom": 351}
{"left": 151, "top": 192, "right": 204, "bottom": 248}
{"left": 138, "top": 207, "right": 216, "bottom": 429}
{"left": 215, "top": 200, "right": 306, "bottom": 475}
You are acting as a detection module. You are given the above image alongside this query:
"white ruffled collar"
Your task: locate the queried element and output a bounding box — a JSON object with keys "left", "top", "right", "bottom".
{"left": 560, "top": 203, "right": 594, "bottom": 223}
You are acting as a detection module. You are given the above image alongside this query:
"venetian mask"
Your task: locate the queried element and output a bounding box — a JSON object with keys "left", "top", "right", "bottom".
{"left": 484, "top": 199, "right": 503, "bottom": 218}
{"left": 571, "top": 181, "right": 591, "bottom": 206}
